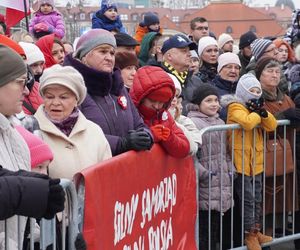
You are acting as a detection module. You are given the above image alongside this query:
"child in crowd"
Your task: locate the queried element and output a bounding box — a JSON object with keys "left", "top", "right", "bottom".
{"left": 134, "top": 12, "right": 162, "bottom": 55}
{"left": 130, "top": 66, "right": 190, "bottom": 158}
{"left": 29, "top": 0, "right": 65, "bottom": 39}
{"left": 189, "top": 50, "right": 200, "bottom": 75}
{"left": 187, "top": 83, "right": 234, "bottom": 250}
{"left": 221, "top": 73, "right": 277, "bottom": 250}
{"left": 92, "top": 0, "right": 126, "bottom": 33}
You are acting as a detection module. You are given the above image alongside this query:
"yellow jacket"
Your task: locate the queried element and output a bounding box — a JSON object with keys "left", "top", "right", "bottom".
{"left": 226, "top": 102, "right": 277, "bottom": 176}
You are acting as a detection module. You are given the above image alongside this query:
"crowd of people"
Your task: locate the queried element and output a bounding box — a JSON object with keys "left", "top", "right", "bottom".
{"left": 1, "top": 0, "right": 300, "bottom": 249}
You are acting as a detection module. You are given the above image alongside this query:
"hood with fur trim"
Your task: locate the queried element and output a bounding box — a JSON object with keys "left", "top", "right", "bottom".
{"left": 220, "top": 94, "right": 245, "bottom": 108}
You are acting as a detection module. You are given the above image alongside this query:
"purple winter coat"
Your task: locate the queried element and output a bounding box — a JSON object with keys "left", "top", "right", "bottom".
{"left": 64, "top": 54, "right": 150, "bottom": 156}
{"left": 29, "top": 10, "right": 65, "bottom": 39}
{"left": 187, "top": 110, "right": 234, "bottom": 212}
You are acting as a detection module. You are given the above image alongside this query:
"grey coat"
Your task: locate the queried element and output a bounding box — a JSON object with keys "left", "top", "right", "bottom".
{"left": 187, "top": 110, "right": 234, "bottom": 212}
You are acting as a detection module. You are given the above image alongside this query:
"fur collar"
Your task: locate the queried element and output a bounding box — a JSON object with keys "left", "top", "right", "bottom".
{"left": 220, "top": 94, "right": 245, "bottom": 108}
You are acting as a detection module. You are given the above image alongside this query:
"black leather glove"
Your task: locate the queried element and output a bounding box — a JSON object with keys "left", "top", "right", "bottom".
{"left": 255, "top": 108, "right": 268, "bottom": 118}
{"left": 121, "top": 129, "right": 153, "bottom": 152}
{"left": 43, "top": 179, "right": 65, "bottom": 219}
{"left": 245, "top": 98, "right": 262, "bottom": 112}
{"left": 75, "top": 232, "right": 87, "bottom": 250}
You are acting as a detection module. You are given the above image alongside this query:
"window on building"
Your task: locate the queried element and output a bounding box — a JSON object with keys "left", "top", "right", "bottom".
{"left": 120, "top": 14, "right": 128, "bottom": 21}
{"left": 172, "top": 16, "right": 180, "bottom": 22}
{"left": 89, "top": 12, "right": 94, "bottom": 20}
{"left": 226, "top": 26, "right": 233, "bottom": 34}
{"left": 250, "top": 25, "right": 256, "bottom": 33}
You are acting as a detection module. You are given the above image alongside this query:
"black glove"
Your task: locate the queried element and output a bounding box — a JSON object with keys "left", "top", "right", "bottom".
{"left": 121, "top": 129, "right": 153, "bottom": 152}
{"left": 255, "top": 108, "right": 268, "bottom": 118}
{"left": 283, "top": 107, "right": 300, "bottom": 120}
{"left": 245, "top": 98, "right": 263, "bottom": 112}
{"left": 75, "top": 233, "right": 87, "bottom": 250}
{"left": 43, "top": 179, "right": 65, "bottom": 219}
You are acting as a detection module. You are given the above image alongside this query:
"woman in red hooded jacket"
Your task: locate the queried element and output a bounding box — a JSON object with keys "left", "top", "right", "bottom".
{"left": 130, "top": 66, "right": 190, "bottom": 158}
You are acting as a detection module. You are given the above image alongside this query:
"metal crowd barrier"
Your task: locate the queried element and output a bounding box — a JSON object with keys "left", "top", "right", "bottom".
{"left": 195, "top": 119, "right": 300, "bottom": 250}
{"left": 1, "top": 178, "right": 80, "bottom": 250}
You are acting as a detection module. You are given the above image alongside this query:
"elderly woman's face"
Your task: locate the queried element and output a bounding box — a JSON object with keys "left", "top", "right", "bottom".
{"left": 0, "top": 74, "right": 29, "bottom": 116}
{"left": 43, "top": 84, "right": 77, "bottom": 121}
{"left": 260, "top": 66, "right": 281, "bottom": 89}
{"left": 83, "top": 44, "right": 115, "bottom": 73}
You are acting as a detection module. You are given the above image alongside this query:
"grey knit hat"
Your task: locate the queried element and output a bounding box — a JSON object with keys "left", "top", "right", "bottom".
{"left": 39, "top": 65, "right": 87, "bottom": 105}
{"left": 0, "top": 44, "right": 27, "bottom": 87}
{"left": 236, "top": 73, "right": 262, "bottom": 104}
{"left": 250, "top": 38, "right": 273, "bottom": 60}
{"left": 74, "top": 29, "right": 116, "bottom": 59}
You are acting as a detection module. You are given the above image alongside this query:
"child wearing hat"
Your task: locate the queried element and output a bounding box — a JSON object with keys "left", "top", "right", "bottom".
{"left": 134, "top": 12, "right": 162, "bottom": 55}
{"left": 92, "top": 0, "right": 126, "bottom": 33}
{"left": 130, "top": 66, "right": 190, "bottom": 158}
{"left": 221, "top": 73, "right": 277, "bottom": 250}
{"left": 29, "top": 0, "right": 65, "bottom": 39}
{"left": 187, "top": 83, "right": 234, "bottom": 250}
{"left": 16, "top": 126, "right": 53, "bottom": 174}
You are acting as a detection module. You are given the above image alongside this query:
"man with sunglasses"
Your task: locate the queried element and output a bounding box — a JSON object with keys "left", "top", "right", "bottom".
{"left": 190, "top": 17, "right": 209, "bottom": 44}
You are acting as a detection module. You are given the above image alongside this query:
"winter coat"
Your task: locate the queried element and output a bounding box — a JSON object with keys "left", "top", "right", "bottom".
{"left": 130, "top": 66, "right": 190, "bottom": 158}
{"left": 195, "top": 61, "right": 218, "bottom": 84}
{"left": 23, "top": 82, "right": 43, "bottom": 115}
{"left": 92, "top": 10, "right": 126, "bottom": 33}
{"left": 29, "top": 10, "right": 65, "bottom": 39}
{"left": 35, "top": 105, "right": 112, "bottom": 179}
{"left": 262, "top": 88, "right": 297, "bottom": 214}
{"left": 134, "top": 25, "right": 163, "bottom": 55}
{"left": 221, "top": 95, "right": 277, "bottom": 176}
{"left": 238, "top": 51, "right": 251, "bottom": 77}
{"left": 0, "top": 167, "right": 48, "bottom": 220}
{"left": 0, "top": 114, "right": 31, "bottom": 249}
{"left": 63, "top": 54, "right": 149, "bottom": 156}
{"left": 188, "top": 110, "right": 234, "bottom": 212}
{"left": 138, "top": 32, "right": 160, "bottom": 66}
{"left": 285, "top": 9, "right": 300, "bottom": 44}
{"left": 212, "top": 75, "right": 238, "bottom": 121}
{"left": 160, "top": 62, "right": 204, "bottom": 116}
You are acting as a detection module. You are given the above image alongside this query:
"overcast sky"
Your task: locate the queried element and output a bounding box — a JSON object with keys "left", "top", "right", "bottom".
{"left": 251, "top": 0, "right": 299, "bottom": 8}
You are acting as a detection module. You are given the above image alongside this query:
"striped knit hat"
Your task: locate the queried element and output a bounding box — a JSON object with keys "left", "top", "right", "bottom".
{"left": 250, "top": 38, "right": 273, "bottom": 60}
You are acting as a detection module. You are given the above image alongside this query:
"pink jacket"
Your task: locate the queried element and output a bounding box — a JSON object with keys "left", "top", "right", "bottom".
{"left": 29, "top": 10, "right": 65, "bottom": 39}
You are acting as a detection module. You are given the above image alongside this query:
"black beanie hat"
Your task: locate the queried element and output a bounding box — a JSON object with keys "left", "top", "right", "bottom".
{"left": 239, "top": 31, "right": 257, "bottom": 49}
{"left": 191, "top": 83, "right": 219, "bottom": 105}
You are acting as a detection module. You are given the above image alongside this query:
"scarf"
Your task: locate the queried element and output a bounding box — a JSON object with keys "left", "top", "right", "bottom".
{"left": 163, "top": 61, "right": 188, "bottom": 86}
{"left": 262, "top": 87, "right": 284, "bottom": 103}
{"left": 46, "top": 107, "right": 79, "bottom": 136}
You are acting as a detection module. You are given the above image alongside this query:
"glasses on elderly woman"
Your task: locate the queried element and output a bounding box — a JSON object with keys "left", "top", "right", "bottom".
{"left": 264, "top": 47, "right": 278, "bottom": 55}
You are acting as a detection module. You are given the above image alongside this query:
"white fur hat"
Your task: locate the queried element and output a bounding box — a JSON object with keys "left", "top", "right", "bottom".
{"left": 198, "top": 36, "right": 218, "bottom": 56}
{"left": 19, "top": 42, "right": 45, "bottom": 66}
{"left": 218, "top": 33, "right": 234, "bottom": 49}
{"left": 39, "top": 65, "right": 87, "bottom": 105}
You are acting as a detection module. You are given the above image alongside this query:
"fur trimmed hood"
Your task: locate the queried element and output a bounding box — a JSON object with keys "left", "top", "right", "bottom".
{"left": 220, "top": 94, "right": 245, "bottom": 108}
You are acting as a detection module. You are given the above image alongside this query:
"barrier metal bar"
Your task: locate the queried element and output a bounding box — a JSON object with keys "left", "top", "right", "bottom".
{"left": 196, "top": 120, "right": 299, "bottom": 249}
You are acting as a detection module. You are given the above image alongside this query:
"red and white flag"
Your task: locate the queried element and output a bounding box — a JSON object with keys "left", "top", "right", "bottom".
{"left": 0, "top": 0, "right": 30, "bottom": 28}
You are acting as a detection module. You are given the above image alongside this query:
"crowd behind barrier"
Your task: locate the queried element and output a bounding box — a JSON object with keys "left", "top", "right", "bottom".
{"left": 2, "top": 120, "right": 300, "bottom": 250}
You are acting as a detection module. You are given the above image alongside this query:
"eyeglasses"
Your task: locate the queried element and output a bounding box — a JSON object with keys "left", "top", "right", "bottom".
{"left": 194, "top": 26, "right": 209, "bottom": 31}
{"left": 14, "top": 78, "right": 28, "bottom": 89}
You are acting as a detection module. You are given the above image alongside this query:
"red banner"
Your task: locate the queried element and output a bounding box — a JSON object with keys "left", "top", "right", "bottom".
{"left": 77, "top": 144, "right": 197, "bottom": 250}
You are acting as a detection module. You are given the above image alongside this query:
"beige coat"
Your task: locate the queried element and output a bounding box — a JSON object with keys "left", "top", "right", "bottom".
{"left": 35, "top": 106, "right": 112, "bottom": 179}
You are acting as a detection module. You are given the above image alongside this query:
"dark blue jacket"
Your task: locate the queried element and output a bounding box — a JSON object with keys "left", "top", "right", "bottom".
{"left": 212, "top": 75, "right": 238, "bottom": 121}
{"left": 92, "top": 10, "right": 126, "bottom": 33}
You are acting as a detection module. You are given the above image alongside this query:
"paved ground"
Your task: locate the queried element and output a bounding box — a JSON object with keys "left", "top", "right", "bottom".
{"left": 271, "top": 241, "right": 295, "bottom": 250}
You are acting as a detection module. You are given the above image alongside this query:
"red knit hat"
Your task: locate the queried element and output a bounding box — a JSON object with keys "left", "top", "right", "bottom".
{"left": 0, "top": 34, "right": 26, "bottom": 59}
{"left": 147, "top": 86, "right": 174, "bottom": 102}
{"left": 16, "top": 126, "right": 53, "bottom": 169}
